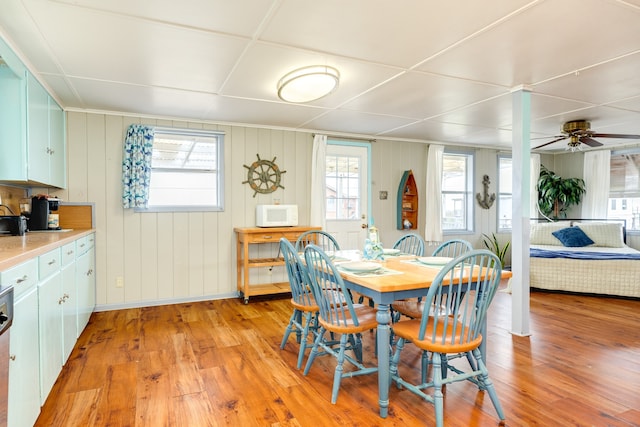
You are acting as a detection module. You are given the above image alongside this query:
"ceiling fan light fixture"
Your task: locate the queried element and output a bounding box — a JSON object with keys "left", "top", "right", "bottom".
{"left": 567, "top": 135, "right": 582, "bottom": 152}
{"left": 277, "top": 65, "right": 340, "bottom": 103}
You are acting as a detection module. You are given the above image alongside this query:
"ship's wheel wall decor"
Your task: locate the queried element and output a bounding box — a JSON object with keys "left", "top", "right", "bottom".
{"left": 242, "top": 154, "right": 286, "bottom": 197}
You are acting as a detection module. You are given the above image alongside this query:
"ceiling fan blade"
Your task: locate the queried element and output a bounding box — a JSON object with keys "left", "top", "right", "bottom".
{"left": 580, "top": 137, "right": 603, "bottom": 147}
{"left": 531, "top": 134, "right": 564, "bottom": 140}
{"left": 590, "top": 133, "right": 640, "bottom": 139}
{"left": 533, "top": 135, "right": 568, "bottom": 150}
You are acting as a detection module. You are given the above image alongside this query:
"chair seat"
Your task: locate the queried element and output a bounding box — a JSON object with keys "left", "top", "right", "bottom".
{"left": 290, "top": 297, "right": 319, "bottom": 313}
{"left": 393, "top": 299, "right": 450, "bottom": 320}
{"left": 318, "top": 304, "right": 378, "bottom": 334}
{"left": 392, "top": 318, "right": 482, "bottom": 354}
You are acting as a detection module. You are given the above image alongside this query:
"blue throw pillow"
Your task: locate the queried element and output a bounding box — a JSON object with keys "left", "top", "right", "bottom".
{"left": 551, "top": 226, "right": 594, "bottom": 247}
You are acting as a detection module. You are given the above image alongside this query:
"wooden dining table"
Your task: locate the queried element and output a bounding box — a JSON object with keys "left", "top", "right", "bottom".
{"left": 334, "top": 251, "right": 512, "bottom": 419}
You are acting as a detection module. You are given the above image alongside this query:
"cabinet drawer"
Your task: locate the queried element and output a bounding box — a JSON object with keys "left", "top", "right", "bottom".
{"left": 246, "top": 231, "right": 306, "bottom": 244}
{"left": 76, "top": 234, "right": 94, "bottom": 255}
{"left": 60, "top": 242, "right": 76, "bottom": 267}
{"left": 39, "top": 248, "right": 61, "bottom": 279}
{"left": 1, "top": 258, "right": 38, "bottom": 297}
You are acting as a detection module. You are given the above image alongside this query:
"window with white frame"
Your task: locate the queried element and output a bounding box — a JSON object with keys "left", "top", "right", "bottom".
{"left": 609, "top": 150, "right": 640, "bottom": 230}
{"left": 144, "top": 128, "right": 224, "bottom": 211}
{"left": 442, "top": 152, "right": 474, "bottom": 231}
{"left": 325, "top": 153, "right": 361, "bottom": 220}
{"left": 498, "top": 156, "right": 512, "bottom": 230}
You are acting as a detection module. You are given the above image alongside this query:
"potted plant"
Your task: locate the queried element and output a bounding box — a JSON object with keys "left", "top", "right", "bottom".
{"left": 482, "top": 232, "right": 510, "bottom": 269}
{"left": 537, "top": 165, "right": 586, "bottom": 219}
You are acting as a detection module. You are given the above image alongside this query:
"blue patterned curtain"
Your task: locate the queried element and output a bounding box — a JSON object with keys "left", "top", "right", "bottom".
{"left": 122, "top": 124, "right": 155, "bottom": 208}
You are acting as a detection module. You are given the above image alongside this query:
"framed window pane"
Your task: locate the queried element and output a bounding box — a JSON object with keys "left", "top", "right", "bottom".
{"left": 609, "top": 151, "right": 640, "bottom": 230}
{"left": 142, "top": 128, "right": 224, "bottom": 212}
{"left": 325, "top": 154, "right": 361, "bottom": 220}
{"left": 442, "top": 152, "right": 473, "bottom": 232}
{"left": 498, "top": 156, "right": 512, "bottom": 230}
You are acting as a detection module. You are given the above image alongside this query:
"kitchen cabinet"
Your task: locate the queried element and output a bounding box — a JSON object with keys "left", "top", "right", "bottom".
{"left": 76, "top": 233, "right": 95, "bottom": 333}
{"left": 27, "top": 74, "right": 66, "bottom": 189}
{"left": 234, "top": 226, "right": 320, "bottom": 304}
{"left": 0, "top": 38, "right": 66, "bottom": 188}
{"left": 0, "top": 38, "right": 27, "bottom": 183}
{"left": 37, "top": 248, "right": 63, "bottom": 405}
{"left": 61, "top": 241, "right": 77, "bottom": 361}
{"left": 2, "top": 231, "right": 95, "bottom": 425}
{"left": 2, "top": 259, "right": 40, "bottom": 427}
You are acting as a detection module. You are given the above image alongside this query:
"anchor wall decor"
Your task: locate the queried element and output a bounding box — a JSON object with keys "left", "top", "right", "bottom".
{"left": 476, "top": 174, "right": 496, "bottom": 209}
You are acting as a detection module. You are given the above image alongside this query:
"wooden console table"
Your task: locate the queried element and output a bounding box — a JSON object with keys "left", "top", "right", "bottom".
{"left": 234, "top": 226, "right": 321, "bottom": 304}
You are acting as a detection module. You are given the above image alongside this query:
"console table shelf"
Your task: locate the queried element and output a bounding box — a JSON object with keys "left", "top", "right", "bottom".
{"left": 234, "top": 226, "right": 321, "bottom": 303}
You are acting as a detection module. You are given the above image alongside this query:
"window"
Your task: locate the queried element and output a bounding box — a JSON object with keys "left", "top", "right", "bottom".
{"left": 325, "top": 153, "right": 361, "bottom": 220}
{"left": 144, "top": 128, "right": 224, "bottom": 211}
{"left": 442, "top": 152, "right": 473, "bottom": 231}
{"left": 609, "top": 150, "right": 640, "bottom": 230}
{"left": 498, "top": 156, "right": 512, "bottom": 230}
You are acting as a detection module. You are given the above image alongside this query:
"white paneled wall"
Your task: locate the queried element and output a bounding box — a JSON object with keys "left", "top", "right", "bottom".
{"left": 61, "top": 111, "right": 617, "bottom": 310}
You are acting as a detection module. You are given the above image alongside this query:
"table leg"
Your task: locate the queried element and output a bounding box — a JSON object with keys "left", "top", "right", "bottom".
{"left": 376, "top": 303, "right": 391, "bottom": 418}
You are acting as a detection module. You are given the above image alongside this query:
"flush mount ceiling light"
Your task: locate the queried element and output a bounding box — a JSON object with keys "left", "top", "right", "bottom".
{"left": 277, "top": 65, "right": 340, "bottom": 103}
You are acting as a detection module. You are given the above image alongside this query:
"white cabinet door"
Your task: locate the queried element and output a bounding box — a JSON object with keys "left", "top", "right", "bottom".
{"left": 38, "top": 270, "right": 63, "bottom": 405}
{"left": 61, "top": 261, "right": 76, "bottom": 362}
{"left": 76, "top": 244, "right": 95, "bottom": 335}
{"left": 48, "top": 98, "right": 66, "bottom": 188}
{"left": 8, "top": 286, "right": 41, "bottom": 427}
{"left": 27, "top": 73, "right": 50, "bottom": 185}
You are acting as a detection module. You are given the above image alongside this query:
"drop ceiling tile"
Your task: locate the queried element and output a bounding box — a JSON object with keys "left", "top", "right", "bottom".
{"left": 260, "top": 0, "right": 535, "bottom": 68}
{"left": 23, "top": 1, "right": 249, "bottom": 92}
{"left": 222, "top": 42, "right": 401, "bottom": 106}
{"left": 50, "top": 0, "right": 275, "bottom": 36}
{"left": 341, "top": 71, "right": 507, "bottom": 119}
{"left": 417, "top": 0, "right": 640, "bottom": 88}
{"left": 533, "top": 52, "right": 640, "bottom": 105}
{"left": 304, "top": 109, "right": 417, "bottom": 136}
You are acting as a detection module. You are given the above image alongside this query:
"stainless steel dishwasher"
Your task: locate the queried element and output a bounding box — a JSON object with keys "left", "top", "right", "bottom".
{"left": 0, "top": 286, "right": 14, "bottom": 427}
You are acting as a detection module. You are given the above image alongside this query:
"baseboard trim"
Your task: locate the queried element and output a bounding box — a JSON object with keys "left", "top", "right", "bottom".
{"left": 94, "top": 292, "right": 238, "bottom": 312}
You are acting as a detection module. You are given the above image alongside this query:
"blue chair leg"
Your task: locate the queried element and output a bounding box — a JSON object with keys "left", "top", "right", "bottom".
{"left": 304, "top": 327, "right": 325, "bottom": 376}
{"left": 296, "top": 311, "right": 314, "bottom": 369}
{"left": 432, "top": 353, "right": 445, "bottom": 427}
{"left": 331, "top": 334, "right": 348, "bottom": 404}
{"left": 280, "top": 309, "right": 298, "bottom": 349}
{"left": 473, "top": 349, "right": 505, "bottom": 421}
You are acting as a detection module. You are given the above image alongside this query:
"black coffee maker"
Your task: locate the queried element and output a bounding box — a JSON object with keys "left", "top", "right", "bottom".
{"left": 27, "top": 196, "right": 60, "bottom": 230}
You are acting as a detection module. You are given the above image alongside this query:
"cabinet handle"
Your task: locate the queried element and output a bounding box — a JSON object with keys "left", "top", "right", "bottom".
{"left": 48, "top": 259, "right": 56, "bottom": 266}
{"left": 49, "top": 148, "right": 55, "bottom": 155}
{"left": 67, "top": 250, "right": 74, "bottom": 255}
{"left": 80, "top": 243, "right": 86, "bottom": 248}
{"left": 16, "top": 274, "right": 28, "bottom": 284}
{"left": 58, "top": 298, "right": 64, "bottom": 305}
{"left": 63, "top": 293, "right": 69, "bottom": 300}
{"left": 10, "top": 355, "right": 15, "bottom": 361}
{"left": 262, "top": 235, "right": 273, "bottom": 239}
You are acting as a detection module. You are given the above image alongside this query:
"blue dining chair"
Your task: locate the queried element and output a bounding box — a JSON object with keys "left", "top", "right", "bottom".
{"left": 393, "top": 238, "right": 473, "bottom": 320}
{"left": 303, "top": 244, "right": 378, "bottom": 404}
{"left": 279, "top": 238, "right": 319, "bottom": 369}
{"left": 294, "top": 230, "right": 340, "bottom": 253}
{"left": 389, "top": 249, "right": 505, "bottom": 427}
{"left": 392, "top": 233, "right": 425, "bottom": 256}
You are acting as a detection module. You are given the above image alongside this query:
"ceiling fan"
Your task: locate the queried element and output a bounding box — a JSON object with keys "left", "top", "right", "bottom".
{"left": 533, "top": 120, "right": 640, "bottom": 150}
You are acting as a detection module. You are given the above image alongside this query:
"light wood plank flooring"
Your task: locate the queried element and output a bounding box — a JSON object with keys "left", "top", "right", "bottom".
{"left": 36, "top": 286, "right": 640, "bottom": 426}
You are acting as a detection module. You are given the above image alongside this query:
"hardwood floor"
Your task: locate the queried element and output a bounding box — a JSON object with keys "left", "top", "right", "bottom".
{"left": 36, "top": 286, "right": 640, "bottom": 426}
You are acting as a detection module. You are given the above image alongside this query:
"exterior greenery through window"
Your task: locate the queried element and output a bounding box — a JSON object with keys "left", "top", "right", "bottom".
{"left": 442, "top": 152, "right": 473, "bottom": 231}
{"left": 609, "top": 150, "right": 640, "bottom": 230}
{"left": 145, "top": 128, "right": 224, "bottom": 211}
{"left": 498, "top": 156, "right": 512, "bottom": 230}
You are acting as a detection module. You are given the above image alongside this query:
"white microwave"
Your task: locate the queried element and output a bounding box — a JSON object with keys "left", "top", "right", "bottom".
{"left": 256, "top": 204, "right": 298, "bottom": 227}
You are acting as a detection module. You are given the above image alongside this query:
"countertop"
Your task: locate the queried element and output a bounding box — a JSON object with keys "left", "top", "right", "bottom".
{"left": 0, "top": 229, "right": 95, "bottom": 271}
